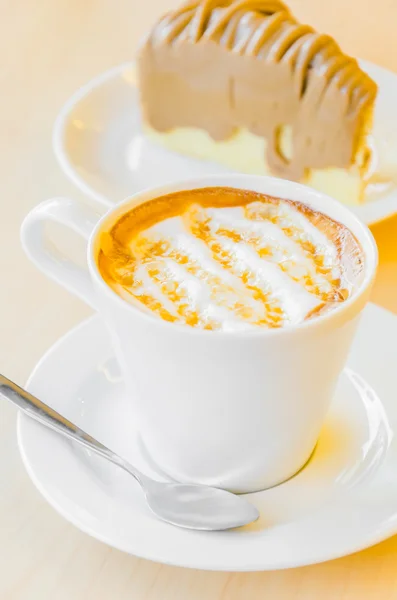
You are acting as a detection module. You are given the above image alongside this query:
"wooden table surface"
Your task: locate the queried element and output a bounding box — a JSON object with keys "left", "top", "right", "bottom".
{"left": 1, "top": 1, "right": 397, "bottom": 598}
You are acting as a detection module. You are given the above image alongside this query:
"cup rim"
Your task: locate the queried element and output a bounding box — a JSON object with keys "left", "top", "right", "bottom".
{"left": 87, "top": 174, "right": 378, "bottom": 338}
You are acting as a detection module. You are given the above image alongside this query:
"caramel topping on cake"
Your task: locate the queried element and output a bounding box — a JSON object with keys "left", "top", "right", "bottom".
{"left": 138, "top": 0, "right": 377, "bottom": 180}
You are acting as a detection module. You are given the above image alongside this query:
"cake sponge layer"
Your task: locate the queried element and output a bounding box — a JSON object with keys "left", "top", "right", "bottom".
{"left": 145, "top": 124, "right": 365, "bottom": 206}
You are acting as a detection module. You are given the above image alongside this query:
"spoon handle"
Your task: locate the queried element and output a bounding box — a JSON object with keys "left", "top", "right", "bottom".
{"left": 0, "top": 373, "right": 144, "bottom": 484}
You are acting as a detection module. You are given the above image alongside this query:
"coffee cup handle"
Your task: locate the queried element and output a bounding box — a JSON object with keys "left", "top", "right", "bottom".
{"left": 21, "top": 197, "right": 103, "bottom": 309}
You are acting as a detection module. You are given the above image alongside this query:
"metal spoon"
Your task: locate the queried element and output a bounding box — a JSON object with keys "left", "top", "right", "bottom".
{"left": 0, "top": 374, "right": 259, "bottom": 530}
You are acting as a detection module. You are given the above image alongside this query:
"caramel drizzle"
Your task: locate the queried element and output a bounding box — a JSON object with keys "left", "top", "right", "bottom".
{"left": 243, "top": 202, "right": 348, "bottom": 301}
{"left": 185, "top": 213, "right": 285, "bottom": 326}
{"left": 126, "top": 289, "right": 178, "bottom": 323}
{"left": 100, "top": 191, "right": 361, "bottom": 329}
{"left": 132, "top": 237, "right": 283, "bottom": 327}
{"left": 215, "top": 226, "right": 337, "bottom": 301}
{"left": 105, "top": 206, "right": 351, "bottom": 328}
{"left": 144, "top": 262, "right": 220, "bottom": 329}
{"left": 154, "top": 0, "right": 375, "bottom": 111}
{"left": 184, "top": 204, "right": 348, "bottom": 305}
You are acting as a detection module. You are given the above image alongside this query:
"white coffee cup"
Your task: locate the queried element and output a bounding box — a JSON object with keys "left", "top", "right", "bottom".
{"left": 21, "top": 175, "right": 378, "bottom": 493}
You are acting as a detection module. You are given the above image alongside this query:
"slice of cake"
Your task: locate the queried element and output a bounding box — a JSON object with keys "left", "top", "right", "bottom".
{"left": 137, "top": 0, "right": 377, "bottom": 205}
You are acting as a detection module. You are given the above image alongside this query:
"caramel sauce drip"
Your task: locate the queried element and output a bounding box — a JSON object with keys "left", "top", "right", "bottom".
{"left": 138, "top": 0, "right": 377, "bottom": 180}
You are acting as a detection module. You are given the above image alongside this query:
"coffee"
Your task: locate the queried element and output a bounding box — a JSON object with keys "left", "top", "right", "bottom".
{"left": 98, "top": 187, "right": 364, "bottom": 331}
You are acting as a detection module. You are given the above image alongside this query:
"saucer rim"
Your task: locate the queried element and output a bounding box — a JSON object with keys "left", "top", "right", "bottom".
{"left": 52, "top": 62, "right": 133, "bottom": 208}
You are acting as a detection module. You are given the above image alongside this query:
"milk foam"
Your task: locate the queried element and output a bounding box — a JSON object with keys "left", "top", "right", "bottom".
{"left": 100, "top": 193, "right": 363, "bottom": 331}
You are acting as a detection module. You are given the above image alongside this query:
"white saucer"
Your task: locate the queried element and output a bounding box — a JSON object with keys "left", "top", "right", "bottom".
{"left": 17, "top": 304, "right": 397, "bottom": 571}
{"left": 53, "top": 61, "right": 397, "bottom": 225}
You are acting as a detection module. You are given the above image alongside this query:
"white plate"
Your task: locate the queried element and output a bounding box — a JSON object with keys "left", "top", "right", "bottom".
{"left": 53, "top": 61, "right": 397, "bottom": 225}
{"left": 17, "top": 304, "right": 397, "bottom": 571}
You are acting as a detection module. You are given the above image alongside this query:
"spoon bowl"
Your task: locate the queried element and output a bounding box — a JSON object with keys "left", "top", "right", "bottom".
{"left": 143, "top": 480, "right": 259, "bottom": 530}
